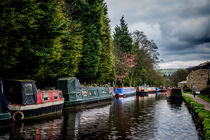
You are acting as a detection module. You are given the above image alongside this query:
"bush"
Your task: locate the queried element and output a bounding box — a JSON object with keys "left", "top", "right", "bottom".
{"left": 183, "top": 94, "right": 210, "bottom": 139}
{"left": 183, "top": 84, "right": 191, "bottom": 92}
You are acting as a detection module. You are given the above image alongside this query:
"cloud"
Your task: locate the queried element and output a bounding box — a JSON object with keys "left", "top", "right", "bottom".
{"left": 105, "top": 0, "right": 210, "bottom": 68}
{"left": 159, "top": 60, "right": 208, "bottom": 69}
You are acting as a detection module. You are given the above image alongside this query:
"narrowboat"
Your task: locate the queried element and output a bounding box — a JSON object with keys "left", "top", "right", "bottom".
{"left": 115, "top": 87, "right": 136, "bottom": 98}
{"left": 3, "top": 80, "right": 64, "bottom": 121}
{"left": 136, "top": 87, "right": 148, "bottom": 96}
{"left": 0, "top": 78, "right": 12, "bottom": 124}
{"left": 57, "top": 77, "right": 112, "bottom": 108}
{"left": 159, "top": 87, "right": 167, "bottom": 92}
{"left": 147, "top": 87, "right": 157, "bottom": 94}
{"left": 166, "top": 88, "right": 182, "bottom": 101}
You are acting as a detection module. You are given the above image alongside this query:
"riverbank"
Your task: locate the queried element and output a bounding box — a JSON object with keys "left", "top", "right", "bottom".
{"left": 183, "top": 94, "right": 210, "bottom": 139}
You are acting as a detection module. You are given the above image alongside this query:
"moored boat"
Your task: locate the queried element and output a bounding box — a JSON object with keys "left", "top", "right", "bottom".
{"left": 0, "top": 78, "right": 12, "bottom": 124}
{"left": 147, "top": 87, "right": 157, "bottom": 94}
{"left": 166, "top": 88, "right": 182, "bottom": 101}
{"left": 136, "top": 87, "right": 148, "bottom": 96}
{"left": 115, "top": 87, "right": 136, "bottom": 98}
{"left": 57, "top": 77, "right": 112, "bottom": 108}
{"left": 3, "top": 80, "right": 64, "bottom": 121}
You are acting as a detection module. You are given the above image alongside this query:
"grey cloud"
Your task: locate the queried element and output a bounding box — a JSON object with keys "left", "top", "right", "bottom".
{"left": 105, "top": 0, "right": 210, "bottom": 68}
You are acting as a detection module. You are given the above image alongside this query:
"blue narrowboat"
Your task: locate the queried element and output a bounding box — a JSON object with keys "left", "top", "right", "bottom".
{"left": 0, "top": 78, "right": 12, "bottom": 124}
{"left": 115, "top": 87, "right": 136, "bottom": 98}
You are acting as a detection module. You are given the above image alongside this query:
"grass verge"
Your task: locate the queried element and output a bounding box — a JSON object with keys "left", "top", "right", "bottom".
{"left": 183, "top": 94, "right": 210, "bottom": 139}
{"left": 198, "top": 94, "right": 210, "bottom": 103}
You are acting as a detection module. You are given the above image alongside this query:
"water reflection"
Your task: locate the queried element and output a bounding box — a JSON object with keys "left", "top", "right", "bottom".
{"left": 0, "top": 94, "right": 200, "bottom": 140}
{"left": 0, "top": 117, "right": 63, "bottom": 140}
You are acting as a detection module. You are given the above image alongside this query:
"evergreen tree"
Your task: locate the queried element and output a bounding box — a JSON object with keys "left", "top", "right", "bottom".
{"left": 113, "top": 16, "right": 133, "bottom": 52}
{"left": 53, "top": 0, "right": 83, "bottom": 78}
{"left": 74, "top": 0, "right": 104, "bottom": 83}
{"left": 0, "top": 0, "right": 67, "bottom": 85}
{"left": 97, "top": 3, "right": 115, "bottom": 83}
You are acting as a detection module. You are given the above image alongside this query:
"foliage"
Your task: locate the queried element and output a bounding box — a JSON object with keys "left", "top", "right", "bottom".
{"left": 0, "top": 0, "right": 66, "bottom": 80}
{"left": 53, "top": 0, "right": 83, "bottom": 78}
{"left": 183, "top": 94, "right": 210, "bottom": 139}
{"left": 131, "top": 30, "right": 161, "bottom": 86}
{"left": 97, "top": 3, "right": 115, "bottom": 83}
{"left": 113, "top": 16, "right": 133, "bottom": 53}
{"left": 170, "top": 69, "right": 189, "bottom": 87}
{"left": 73, "top": 0, "right": 103, "bottom": 83}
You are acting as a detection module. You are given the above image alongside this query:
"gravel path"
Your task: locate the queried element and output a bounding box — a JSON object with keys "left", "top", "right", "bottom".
{"left": 184, "top": 94, "right": 210, "bottom": 111}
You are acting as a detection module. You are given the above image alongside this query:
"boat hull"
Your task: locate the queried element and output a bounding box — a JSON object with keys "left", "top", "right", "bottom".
{"left": 64, "top": 97, "right": 112, "bottom": 109}
{"left": 136, "top": 91, "right": 148, "bottom": 96}
{"left": 8, "top": 100, "right": 64, "bottom": 121}
{"left": 166, "top": 88, "right": 182, "bottom": 101}
{"left": 115, "top": 87, "right": 136, "bottom": 98}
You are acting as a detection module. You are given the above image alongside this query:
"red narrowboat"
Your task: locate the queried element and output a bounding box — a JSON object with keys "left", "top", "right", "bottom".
{"left": 3, "top": 80, "right": 64, "bottom": 121}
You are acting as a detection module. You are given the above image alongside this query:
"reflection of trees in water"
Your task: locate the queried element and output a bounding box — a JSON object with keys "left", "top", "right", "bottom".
{"left": 108, "top": 96, "right": 161, "bottom": 139}
{"left": 8, "top": 117, "right": 63, "bottom": 140}
{"left": 63, "top": 105, "right": 111, "bottom": 140}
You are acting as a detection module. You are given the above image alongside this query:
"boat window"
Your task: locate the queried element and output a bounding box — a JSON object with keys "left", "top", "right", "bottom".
{"left": 59, "top": 92, "right": 63, "bottom": 98}
{"left": 24, "top": 83, "right": 33, "bottom": 95}
{"left": 53, "top": 92, "right": 58, "bottom": 100}
{"left": 42, "top": 93, "right": 49, "bottom": 101}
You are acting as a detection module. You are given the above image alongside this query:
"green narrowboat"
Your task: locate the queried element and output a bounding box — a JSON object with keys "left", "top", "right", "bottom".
{"left": 166, "top": 88, "right": 182, "bottom": 101}
{"left": 57, "top": 77, "right": 112, "bottom": 108}
{"left": 0, "top": 78, "right": 12, "bottom": 124}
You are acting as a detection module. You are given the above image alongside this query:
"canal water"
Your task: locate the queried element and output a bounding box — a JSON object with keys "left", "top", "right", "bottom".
{"left": 0, "top": 95, "right": 200, "bottom": 140}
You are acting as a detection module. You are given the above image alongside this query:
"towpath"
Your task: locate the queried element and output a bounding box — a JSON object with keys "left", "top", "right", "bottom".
{"left": 184, "top": 94, "right": 210, "bottom": 111}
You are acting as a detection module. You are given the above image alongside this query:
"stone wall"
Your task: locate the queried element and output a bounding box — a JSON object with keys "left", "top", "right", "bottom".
{"left": 186, "top": 69, "right": 210, "bottom": 91}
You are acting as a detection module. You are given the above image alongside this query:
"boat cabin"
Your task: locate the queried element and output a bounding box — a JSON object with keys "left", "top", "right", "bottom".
{"left": 57, "top": 77, "right": 112, "bottom": 105}
{"left": 3, "top": 80, "right": 63, "bottom": 105}
{"left": 3, "top": 80, "right": 38, "bottom": 105}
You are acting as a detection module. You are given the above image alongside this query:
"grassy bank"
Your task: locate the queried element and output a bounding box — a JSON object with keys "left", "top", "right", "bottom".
{"left": 183, "top": 91, "right": 210, "bottom": 103}
{"left": 198, "top": 94, "right": 210, "bottom": 103}
{"left": 183, "top": 94, "right": 210, "bottom": 139}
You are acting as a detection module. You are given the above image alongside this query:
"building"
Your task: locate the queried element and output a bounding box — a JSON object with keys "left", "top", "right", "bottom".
{"left": 160, "top": 69, "right": 177, "bottom": 77}
{"left": 186, "top": 61, "right": 210, "bottom": 91}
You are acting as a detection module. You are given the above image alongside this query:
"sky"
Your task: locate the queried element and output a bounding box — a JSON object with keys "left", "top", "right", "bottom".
{"left": 105, "top": 0, "right": 210, "bottom": 69}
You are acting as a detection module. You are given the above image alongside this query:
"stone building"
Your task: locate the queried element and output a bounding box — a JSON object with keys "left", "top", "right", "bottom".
{"left": 186, "top": 69, "right": 210, "bottom": 91}
{"left": 186, "top": 61, "right": 210, "bottom": 91}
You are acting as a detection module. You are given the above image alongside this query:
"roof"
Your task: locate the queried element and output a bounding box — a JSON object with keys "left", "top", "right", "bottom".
{"left": 178, "top": 81, "right": 187, "bottom": 84}
{"left": 4, "top": 79, "right": 35, "bottom": 83}
{"left": 58, "top": 77, "right": 77, "bottom": 81}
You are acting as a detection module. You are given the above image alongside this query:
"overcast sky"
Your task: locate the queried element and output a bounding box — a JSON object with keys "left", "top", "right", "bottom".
{"left": 105, "top": 0, "right": 210, "bottom": 69}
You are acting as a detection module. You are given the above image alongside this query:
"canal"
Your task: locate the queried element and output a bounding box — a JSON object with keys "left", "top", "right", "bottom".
{"left": 0, "top": 95, "right": 200, "bottom": 140}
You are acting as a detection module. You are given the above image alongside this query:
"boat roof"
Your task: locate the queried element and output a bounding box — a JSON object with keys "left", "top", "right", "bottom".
{"left": 58, "top": 77, "right": 77, "bottom": 81}
{"left": 4, "top": 79, "right": 35, "bottom": 83}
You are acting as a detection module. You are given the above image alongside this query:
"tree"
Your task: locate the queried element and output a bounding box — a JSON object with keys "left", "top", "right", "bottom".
{"left": 0, "top": 0, "right": 67, "bottom": 87}
{"left": 53, "top": 0, "right": 83, "bottom": 78}
{"left": 170, "top": 69, "right": 189, "bottom": 87}
{"left": 131, "top": 30, "right": 161, "bottom": 86}
{"left": 113, "top": 16, "right": 133, "bottom": 52}
{"left": 97, "top": 3, "right": 115, "bottom": 83}
{"left": 74, "top": 0, "right": 104, "bottom": 83}
{"left": 113, "top": 16, "right": 135, "bottom": 86}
